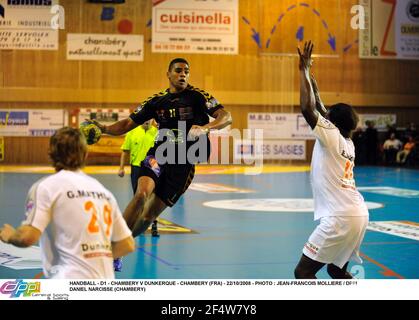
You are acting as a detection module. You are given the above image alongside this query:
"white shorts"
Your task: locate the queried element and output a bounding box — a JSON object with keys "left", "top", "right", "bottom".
{"left": 302, "top": 215, "right": 369, "bottom": 269}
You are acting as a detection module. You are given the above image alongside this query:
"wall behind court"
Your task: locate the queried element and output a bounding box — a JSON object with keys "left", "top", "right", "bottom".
{"left": 0, "top": 0, "right": 418, "bottom": 165}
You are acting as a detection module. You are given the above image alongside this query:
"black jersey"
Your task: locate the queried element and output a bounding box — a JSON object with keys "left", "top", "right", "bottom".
{"left": 129, "top": 84, "right": 224, "bottom": 164}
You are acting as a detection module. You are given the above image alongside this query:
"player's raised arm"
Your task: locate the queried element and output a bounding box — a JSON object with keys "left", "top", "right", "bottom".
{"left": 310, "top": 74, "right": 328, "bottom": 117}
{"left": 298, "top": 41, "right": 318, "bottom": 129}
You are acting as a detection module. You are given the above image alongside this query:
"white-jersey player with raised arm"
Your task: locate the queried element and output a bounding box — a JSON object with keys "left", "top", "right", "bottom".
{"left": 294, "top": 41, "right": 369, "bottom": 279}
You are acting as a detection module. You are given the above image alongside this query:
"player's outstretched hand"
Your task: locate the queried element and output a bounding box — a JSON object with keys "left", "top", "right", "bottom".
{"left": 85, "top": 119, "right": 106, "bottom": 133}
{"left": 0, "top": 224, "right": 15, "bottom": 243}
{"left": 297, "top": 41, "right": 314, "bottom": 71}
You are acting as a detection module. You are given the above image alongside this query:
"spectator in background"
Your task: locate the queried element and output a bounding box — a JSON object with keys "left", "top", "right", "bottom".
{"left": 365, "top": 121, "right": 378, "bottom": 165}
{"left": 403, "top": 122, "right": 417, "bottom": 142}
{"left": 383, "top": 133, "right": 402, "bottom": 165}
{"left": 386, "top": 123, "right": 398, "bottom": 138}
{"left": 396, "top": 136, "right": 415, "bottom": 165}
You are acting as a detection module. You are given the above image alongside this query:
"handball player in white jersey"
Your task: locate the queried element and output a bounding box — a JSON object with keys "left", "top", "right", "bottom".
{"left": 294, "top": 42, "right": 369, "bottom": 279}
{"left": 0, "top": 127, "right": 135, "bottom": 278}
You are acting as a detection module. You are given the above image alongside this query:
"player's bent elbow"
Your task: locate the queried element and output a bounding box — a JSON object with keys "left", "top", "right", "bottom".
{"left": 126, "top": 235, "right": 136, "bottom": 253}
{"left": 112, "top": 235, "right": 136, "bottom": 258}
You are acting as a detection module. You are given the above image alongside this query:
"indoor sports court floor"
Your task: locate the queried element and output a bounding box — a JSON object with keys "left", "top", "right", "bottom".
{"left": 0, "top": 165, "right": 418, "bottom": 279}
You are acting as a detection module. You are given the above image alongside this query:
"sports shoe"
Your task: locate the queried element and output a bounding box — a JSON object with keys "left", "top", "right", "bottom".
{"left": 151, "top": 220, "right": 160, "bottom": 237}
{"left": 113, "top": 258, "right": 123, "bottom": 272}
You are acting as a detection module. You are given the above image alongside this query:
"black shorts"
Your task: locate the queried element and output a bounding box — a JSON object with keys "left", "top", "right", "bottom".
{"left": 130, "top": 165, "right": 141, "bottom": 194}
{"left": 139, "top": 155, "right": 195, "bottom": 207}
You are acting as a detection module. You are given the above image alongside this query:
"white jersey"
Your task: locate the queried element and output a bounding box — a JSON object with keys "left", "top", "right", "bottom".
{"left": 22, "top": 170, "right": 131, "bottom": 279}
{"left": 310, "top": 115, "right": 368, "bottom": 220}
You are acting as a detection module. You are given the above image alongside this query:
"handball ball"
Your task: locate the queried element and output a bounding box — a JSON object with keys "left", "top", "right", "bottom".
{"left": 79, "top": 121, "right": 102, "bottom": 145}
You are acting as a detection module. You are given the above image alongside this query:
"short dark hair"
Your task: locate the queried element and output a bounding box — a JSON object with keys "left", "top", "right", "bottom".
{"left": 49, "top": 127, "right": 87, "bottom": 171}
{"left": 328, "top": 103, "right": 359, "bottom": 136}
{"left": 168, "top": 58, "right": 189, "bottom": 71}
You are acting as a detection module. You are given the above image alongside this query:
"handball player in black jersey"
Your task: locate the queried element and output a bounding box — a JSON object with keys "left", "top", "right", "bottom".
{"left": 91, "top": 59, "right": 232, "bottom": 269}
